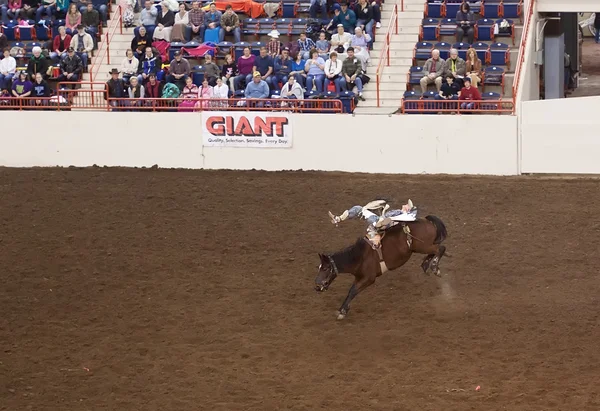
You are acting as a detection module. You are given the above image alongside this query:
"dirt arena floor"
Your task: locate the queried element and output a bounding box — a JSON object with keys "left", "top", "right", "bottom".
{"left": 1, "top": 167, "right": 600, "bottom": 411}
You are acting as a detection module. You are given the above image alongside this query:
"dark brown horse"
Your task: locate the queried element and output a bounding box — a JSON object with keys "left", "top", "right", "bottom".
{"left": 315, "top": 215, "right": 448, "bottom": 320}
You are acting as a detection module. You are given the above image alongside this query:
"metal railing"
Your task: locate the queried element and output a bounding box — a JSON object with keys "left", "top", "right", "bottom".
{"left": 89, "top": 5, "right": 123, "bottom": 82}
{"left": 400, "top": 98, "right": 515, "bottom": 114}
{"left": 512, "top": 0, "right": 535, "bottom": 104}
{"left": 375, "top": 3, "right": 399, "bottom": 107}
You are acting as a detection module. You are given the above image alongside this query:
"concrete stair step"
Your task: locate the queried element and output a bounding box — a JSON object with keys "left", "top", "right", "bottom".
{"left": 353, "top": 106, "right": 400, "bottom": 114}
{"left": 370, "top": 57, "right": 414, "bottom": 66}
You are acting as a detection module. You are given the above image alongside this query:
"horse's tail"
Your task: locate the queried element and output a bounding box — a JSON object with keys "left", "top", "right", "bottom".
{"left": 425, "top": 215, "right": 448, "bottom": 244}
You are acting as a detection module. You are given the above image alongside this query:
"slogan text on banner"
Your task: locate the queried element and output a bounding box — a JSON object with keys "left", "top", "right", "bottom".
{"left": 202, "top": 112, "right": 293, "bottom": 148}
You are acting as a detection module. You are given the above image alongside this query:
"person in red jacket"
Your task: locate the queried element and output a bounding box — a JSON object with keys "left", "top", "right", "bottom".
{"left": 458, "top": 77, "right": 481, "bottom": 110}
{"left": 50, "top": 26, "right": 72, "bottom": 62}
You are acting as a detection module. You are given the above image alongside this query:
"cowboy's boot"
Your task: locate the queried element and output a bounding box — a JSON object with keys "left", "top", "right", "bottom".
{"left": 328, "top": 210, "right": 349, "bottom": 226}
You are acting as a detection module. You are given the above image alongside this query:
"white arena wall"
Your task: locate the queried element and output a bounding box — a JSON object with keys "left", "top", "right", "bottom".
{"left": 0, "top": 111, "right": 519, "bottom": 176}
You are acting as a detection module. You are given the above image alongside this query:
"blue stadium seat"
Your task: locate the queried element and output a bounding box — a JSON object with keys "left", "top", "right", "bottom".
{"left": 476, "top": 19, "right": 495, "bottom": 42}
{"left": 414, "top": 42, "right": 434, "bottom": 64}
{"left": 420, "top": 18, "right": 439, "bottom": 41}
{"left": 19, "top": 25, "right": 34, "bottom": 41}
{"left": 275, "top": 19, "right": 292, "bottom": 36}
{"left": 408, "top": 66, "right": 424, "bottom": 88}
{"left": 234, "top": 41, "right": 251, "bottom": 60}
{"left": 35, "top": 24, "right": 50, "bottom": 41}
{"left": 290, "top": 18, "right": 307, "bottom": 35}
{"left": 402, "top": 90, "right": 421, "bottom": 113}
{"left": 483, "top": 0, "right": 502, "bottom": 19}
{"left": 425, "top": 1, "right": 444, "bottom": 18}
{"left": 281, "top": 1, "right": 295, "bottom": 18}
{"left": 452, "top": 42, "right": 471, "bottom": 60}
{"left": 472, "top": 42, "right": 490, "bottom": 63}
{"left": 482, "top": 66, "right": 505, "bottom": 94}
{"left": 490, "top": 42, "right": 510, "bottom": 68}
{"left": 234, "top": 89, "right": 245, "bottom": 97}
{"left": 242, "top": 18, "right": 259, "bottom": 36}
{"left": 257, "top": 18, "right": 275, "bottom": 35}
{"left": 495, "top": 18, "right": 515, "bottom": 45}
{"left": 445, "top": 0, "right": 462, "bottom": 19}
{"left": 3, "top": 26, "right": 17, "bottom": 41}
{"left": 503, "top": 1, "right": 523, "bottom": 20}
{"left": 438, "top": 18, "right": 457, "bottom": 37}
{"left": 434, "top": 41, "right": 451, "bottom": 60}
{"left": 169, "top": 42, "right": 184, "bottom": 60}
{"left": 420, "top": 90, "right": 438, "bottom": 114}
{"left": 216, "top": 41, "right": 233, "bottom": 58}
{"left": 480, "top": 91, "right": 502, "bottom": 110}
{"left": 250, "top": 42, "right": 266, "bottom": 56}
{"left": 52, "top": 19, "right": 65, "bottom": 37}
{"left": 191, "top": 65, "right": 204, "bottom": 85}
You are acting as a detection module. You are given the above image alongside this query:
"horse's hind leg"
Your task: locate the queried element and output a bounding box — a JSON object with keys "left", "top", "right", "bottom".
{"left": 429, "top": 245, "right": 446, "bottom": 277}
{"left": 421, "top": 254, "right": 435, "bottom": 273}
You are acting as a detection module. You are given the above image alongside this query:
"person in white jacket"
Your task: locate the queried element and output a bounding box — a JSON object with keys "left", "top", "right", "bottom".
{"left": 120, "top": 49, "right": 139, "bottom": 84}
{"left": 72, "top": 25, "right": 94, "bottom": 68}
{"left": 324, "top": 51, "right": 343, "bottom": 92}
{"left": 0, "top": 48, "right": 17, "bottom": 91}
{"left": 279, "top": 76, "right": 303, "bottom": 102}
{"left": 212, "top": 77, "right": 229, "bottom": 107}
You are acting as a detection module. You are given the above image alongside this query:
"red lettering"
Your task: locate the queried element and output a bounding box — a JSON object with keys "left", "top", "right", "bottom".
{"left": 206, "top": 115, "right": 289, "bottom": 138}
{"left": 206, "top": 116, "right": 225, "bottom": 136}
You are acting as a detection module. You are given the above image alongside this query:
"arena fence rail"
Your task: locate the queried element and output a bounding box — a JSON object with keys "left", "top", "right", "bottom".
{"left": 375, "top": 3, "right": 399, "bottom": 107}
{"left": 400, "top": 98, "right": 515, "bottom": 114}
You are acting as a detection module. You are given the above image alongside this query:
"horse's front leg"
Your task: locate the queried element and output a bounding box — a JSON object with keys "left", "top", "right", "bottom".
{"left": 337, "top": 276, "right": 376, "bottom": 320}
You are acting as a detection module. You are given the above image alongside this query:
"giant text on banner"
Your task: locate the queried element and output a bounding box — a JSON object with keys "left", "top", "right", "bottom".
{"left": 202, "top": 112, "right": 293, "bottom": 148}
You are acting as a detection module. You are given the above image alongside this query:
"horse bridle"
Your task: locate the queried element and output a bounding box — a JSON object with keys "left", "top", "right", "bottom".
{"left": 327, "top": 255, "right": 339, "bottom": 276}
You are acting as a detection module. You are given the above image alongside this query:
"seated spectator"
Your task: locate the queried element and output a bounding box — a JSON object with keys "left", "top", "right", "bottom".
{"left": 171, "top": 2, "right": 188, "bottom": 42}
{"left": 419, "top": 49, "right": 444, "bottom": 93}
{"left": 153, "top": 0, "right": 175, "bottom": 42}
{"left": 45, "top": 0, "right": 68, "bottom": 20}
{"left": 127, "top": 76, "right": 144, "bottom": 109}
{"left": 266, "top": 29, "right": 281, "bottom": 58}
{"left": 315, "top": 31, "right": 330, "bottom": 60}
{"left": 233, "top": 46, "right": 255, "bottom": 91}
{"left": 458, "top": 77, "right": 481, "bottom": 110}
{"left": 167, "top": 50, "right": 190, "bottom": 89}
{"left": 279, "top": 75, "right": 303, "bottom": 101}
{"left": 273, "top": 47, "right": 292, "bottom": 88}
{"left": 244, "top": 71, "right": 269, "bottom": 101}
{"left": 464, "top": 47, "right": 481, "bottom": 88}
{"left": 324, "top": 51, "right": 342, "bottom": 92}
{"left": 83, "top": 0, "right": 108, "bottom": 28}
{"left": 105, "top": 67, "right": 126, "bottom": 107}
{"left": 309, "top": 0, "right": 326, "bottom": 20}
{"left": 251, "top": 47, "right": 275, "bottom": 89}
{"left": 51, "top": 26, "right": 71, "bottom": 62}
{"left": 82, "top": 2, "right": 100, "bottom": 39}
{"left": 137, "top": 46, "right": 161, "bottom": 83}
{"left": 27, "top": 46, "right": 50, "bottom": 80}
{"left": 212, "top": 76, "right": 229, "bottom": 101}
{"left": 354, "top": 0, "right": 373, "bottom": 39}
{"left": 350, "top": 26, "right": 371, "bottom": 71}
{"left": 19, "top": 0, "right": 39, "bottom": 21}
{"left": 370, "top": 0, "right": 382, "bottom": 29}
{"left": 330, "top": 24, "right": 351, "bottom": 59}
{"left": 297, "top": 32, "right": 316, "bottom": 60}
{"left": 202, "top": 53, "right": 220, "bottom": 86}
{"left": 220, "top": 53, "right": 237, "bottom": 90}
{"left": 57, "top": 47, "right": 83, "bottom": 88}
{"left": 0, "top": 33, "right": 8, "bottom": 51}
{"left": 290, "top": 52, "right": 306, "bottom": 88}
{"left": 205, "top": 2, "right": 221, "bottom": 30}
{"left": 5, "top": 0, "right": 22, "bottom": 23}
{"left": 178, "top": 76, "right": 198, "bottom": 111}
{"left": 435, "top": 73, "right": 460, "bottom": 100}
{"left": 339, "top": 47, "right": 364, "bottom": 100}
{"left": 219, "top": 5, "right": 240, "bottom": 44}
{"left": 11, "top": 70, "right": 32, "bottom": 99}
{"left": 187, "top": 1, "right": 205, "bottom": 42}
{"left": 120, "top": 48, "right": 139, "bottom": 83}
{"left": 455, "top": 2, "right": 475, "bottom": 45}
{"left": 120, "top": 0, "right": 135, "bottom": 28}
{"left": 196, "top": 77, "right": 212, "bottom": 109}
{"left": 443, "top": 48, "right": 466, "bottom": 87}
{"left": 131, "top": 26, "right": 151, "bottom": 58}
{"left": 144, "top": 72, "right": 163, "bottom": 98}
{"left": 0, "top": 48, "right": 16, "bottom": 91}
{"left": 328, "top": 2, "right": 356, "bottom": 33}
{"left": 65, "top": 3, "right": 81, "bottom": 34}
{"left": 73, "top": 25, "right": 94, "bottom": 68}
{"left": 31, "top": 72, "right": 50, "bottom": 106}
{"left": 305, "top": 49, "right": 325, "bottom": 93}
{"left": 140, "top": 0, "right": 158, "bottom": 35}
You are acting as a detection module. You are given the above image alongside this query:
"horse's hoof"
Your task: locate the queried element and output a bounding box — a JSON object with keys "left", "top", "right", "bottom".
{"left": 434, "top": 269, "right": 442, "bottom": 277}
{"left": 337, "top": 313, "right": 346, "bottom": 320}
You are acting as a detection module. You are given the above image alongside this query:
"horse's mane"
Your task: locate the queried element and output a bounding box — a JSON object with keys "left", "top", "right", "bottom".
{"left": 330, "top": 237, "right": 369, "bottom": 269}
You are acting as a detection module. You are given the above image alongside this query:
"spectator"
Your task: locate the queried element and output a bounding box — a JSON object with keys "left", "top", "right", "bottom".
{"left": 244, "top": 71, "right": 269, "bottom": 99}
{"left": 105, "top": 68, "right": 126, "bottom": 107}
{"left": 315, "top": 31, "right": 330, "bottom": 60}
{"left": 455, "top": 2, "right": 475, "bottom": 45}
{"left": 11, "top": 70, "right": 32, "bottom": 98}
{"left": 290, "top": 52, "right": 306, "bottom": 88}
{"left": 330, "top": 2, "right": 356, "bottom": 33}
{"left": 137, "top": 46, "right": 161, "bottom": 83}
{"left": 354, "top": 0, "right": 373, "bottom": 39}
{"left": 219, "top": 4, "right": 240, "bottom": 43}
{"left": 205, "top": 2, "right": 221, "bottom": 29}
{"left": 153, "top": 0, "right": 175, "bottom": 41}
{"left": 435, "top": 73, "right": 460, "bottom": 101}
{"left": 0, "top": 33, "right": 8, "bottom": 51}
{"left": 280, "top": 75, "right": 303, "bottom": 100}
{"left": 220, "top": 53, "right": 237, "bottom": 91}
{"left": 27, "top": 46, "right": 50, "bottom": 80}
{"left": 324, "top": 51, "right": 342, "bottom": 92}
{"left": 65, "top": 3, "right": 81, "bottom": 34}
{"left": 0, "top": 48, "right": 16, "bottom": 90}
{"left": 127, "top": 76, "right": 144, "bottom": 109}
{"left": 58, "top": 47, "right": 83, "bottom": 88}
{"left": 330, "top": 24, "right": 351, "bottom": 59}
{"left": 131, "top": 25, "right": 151, "bottom": 58}
{"left": 251, "top": 47, "right": 275, "bottom": 89}
{"left": 171, "top": 2, "right": 188, "bottom": 42}
{"left": 273, "top": 47, "right": 292, "bottom": 88}
{"left": 370, "top": 0, "right": 382, "bottom": 29}
{"left": 350, "top": 26, "right": 370, "bottom": 71}
{"left": 84, "top": 0, "right": 108, "bottom": 28}
{"left": 443, "top": 48, "right": 466, "bottom": 87}
{"left": 31, "top": 72, "right": 50, "bottom": 106}
{"left": 73, "top": 25, "right": 93, "bottom": 69}
{"left": 309, "top": 0, "right": 326, "bottom": 20}
{"left": 19, "top": 0, "right": 39, "bottom": 21}
{"left": 203, "top": 52, "right": 220, "bottom": 86}
{"left": 144, "top": 72, "right": 163, "bottom": 99}
{"left": 233, "top": 46, "right": 255, "bottom": 91}
{"left": 140, "top": 0, "right": 158, "bottom": 34}
{"left": 419, "top": 49, "right": 444, "bottom": 93}
{"left": 458, "top": 77, "right": 481, "bottom": 110}
{"left": 50, "top": 26, "right": 71, "bottom": 62}
{"left": 464, "top": 47, "right": 481, "bottom": 88}
{"left": 266, "top": 29, "right": 281, "bottom": 57}
{"left": 178, "top": 76, "right": 198, "bottom": 111}
{"left": 187, "top": 1, "right": 205, "bottom": 42}
{"left": 340, "top": 47, "right": 364, "bottom": 100}
{"left": 196, "top": 77, "right": 212, "bottom": 109}
{"left": 81, "top": 2, "right": 100, "bottom": 39}
{"left": 5, "top": 0, "right": 21, "bottom": 22}
{"left": 167, "top": 50, "right": 190, "bottom": 88}
{"left": 297, "top": 32, "right": 316, "bottom": 60}
{"left": 305, "top": 49, "right": 325, "bottom": 92}
{"left": 120, "top": 48, "right": 139, "bottom": 83}
{"left": 212, "top": 76, "right": 229, "bottom": 100}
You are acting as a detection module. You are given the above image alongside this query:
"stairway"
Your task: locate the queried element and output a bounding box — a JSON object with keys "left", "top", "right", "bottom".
{"left": 354, "top": 0, "right": 424, "bottom": 114}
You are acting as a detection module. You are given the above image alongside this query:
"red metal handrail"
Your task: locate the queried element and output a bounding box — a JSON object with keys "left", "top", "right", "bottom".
{"left": 375, "top": 3, "right": 399, "bottom": 107}
{"left": 512, "top": 0, "right": 535, "bottom": 104}
{"left": 89, "top": 5, "right": 123, "bottom": 82}
{"left": 400, "top": 98, "right": 515, "bottom": 114}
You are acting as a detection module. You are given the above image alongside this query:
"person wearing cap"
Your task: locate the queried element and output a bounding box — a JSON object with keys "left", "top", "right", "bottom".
{"left": 166, "top": 50, "right": 190, "bottom": 89}
{"left": 273, "top": 47, "right": 292, "bottom": 88}
{"left": 266, "top": 29, "right": 281, "bottom": 58}
{"left": 458, "top": 76, "right": 481, "bottom": 110}
{"left": 58, "top": 47, "right": 83, "bottom": 88}
{"left": 27, "top": 46, "right": 50, "bottom": 80}
{"left": 73, "top": 24, "right": 94, "bottom": 69}
{"left": 329, "top": 1, "right": 356, "bottom": 33}
{"left": 219, "top": 5, "right": 240, "bottom": 43}
{"left": 309, "top": 0, "right": 327, "bottom": 20}
{"left": 297, "top": 32, "right": 316, "bottom": 60}
{"left": 339, "top": 46, "right": 364, "bottom": 100}
{"left": 244, "top": 71, "right": 269, "bottom": 101}
{"left": 105, "top": 68, "right": 126, "bottom": 107}
{"left": 251, "top": 47, "right": 275, "bottom": 90}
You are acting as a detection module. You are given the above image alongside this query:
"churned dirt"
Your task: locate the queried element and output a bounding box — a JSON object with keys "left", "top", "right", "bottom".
{"left": 1, "top": 167, "right": 600, "bottom": 411}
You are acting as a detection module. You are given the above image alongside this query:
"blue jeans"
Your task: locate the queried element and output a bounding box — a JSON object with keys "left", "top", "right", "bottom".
{"left": 0, "top": 73, "right": 14, "bottom": 90}
{"left": 340, "top": 76, "right": 363, "bottom": 93}
{"left": 324, "top": 76, "right": 342, "bottom": 92}
{"left": 80, "top": 5, "right": 107, "bottom": 23}
{"left": 596, "top": 25, "right": 600, "bottom": 43}
{"left": 43, "top": 5, "right": 66, "bottom": 20}
{"left": 77, "top": 52, "right": 88, "bottom": 68}
{"left": 357, "top": 18, "right": 374, "bottom": 39}
{"left": 272, "top": 74, "right": 289, "bottom": 89}
{"left": 309, "top": 0, "right": 327, "bottom": 19}
{"left": 306, "top": 74, "right": 325, "bottom": 92}
{"left": 219, "top": 26, "right": 241, "bottom": 43}
{"left": 460, "top": 102, "right": 476, "bottom": 110}
{"left": 50, "top": 52, "right": 68, "bottom": 62}
{"left": 293, "top": 73, "right": 306, "bottom": 88}
{"left": 2, "top": 6, "right": 20, "bottom": 22}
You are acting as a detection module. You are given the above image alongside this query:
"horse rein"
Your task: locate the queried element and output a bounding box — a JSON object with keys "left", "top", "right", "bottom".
{"left": 328, "top": 255, "right": 339, "bottom": 275}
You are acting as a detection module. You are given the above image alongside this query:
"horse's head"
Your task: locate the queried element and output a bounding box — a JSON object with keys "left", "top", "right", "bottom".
{"left": 315, "top": 253, "right": 338, "bottom": 292}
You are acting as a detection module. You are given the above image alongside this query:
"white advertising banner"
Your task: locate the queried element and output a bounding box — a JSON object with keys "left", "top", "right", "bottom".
{"left": 202, "top": 111, "right": 293, "bottom": 148}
